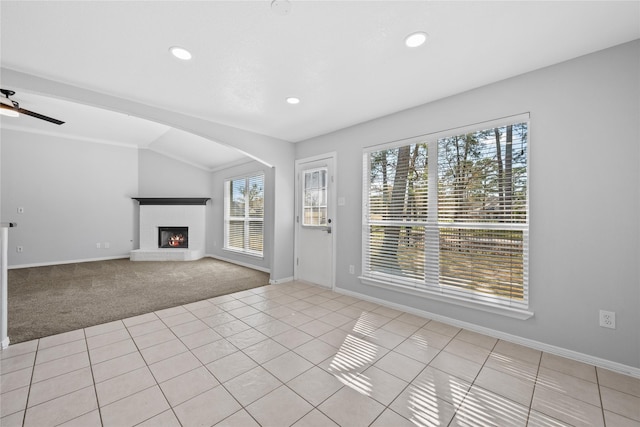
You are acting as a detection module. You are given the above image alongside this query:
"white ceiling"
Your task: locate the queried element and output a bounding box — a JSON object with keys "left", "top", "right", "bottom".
{"left": 0, "top": 92, "right": 251, "bottom": 171}
{"left": 1, "top": 1, "right": 639, "bottom": 168}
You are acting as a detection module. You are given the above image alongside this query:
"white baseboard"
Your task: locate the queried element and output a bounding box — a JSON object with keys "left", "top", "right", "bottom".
{"left": 206, "top": 254, "right": 270, "bottom": 274}
{"left": 334, "top": 286, "right": 640, "bottom": 379}
{"left": 269, "top": 276, "right": 294, "bottom": 285}
{"left": 1, "top": 337, "right": 9, "bottom": 349}
{"left": 8, "top": 255, "right": 130, "bottom": 270}
{"left": 9, "top": 254, "right": 273, "bottom": 272}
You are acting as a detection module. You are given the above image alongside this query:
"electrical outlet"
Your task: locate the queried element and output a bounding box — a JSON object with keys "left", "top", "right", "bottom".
{"left": 96, "top": 243, "right": 101, "bottom": 249}
{"left": 599, "top": 310, "right": 616, "bottom": 329}
{"left": 349, "top": 265, "right": 355, "bottom": 274}
{"left": 104, "top": 242, "right": 110, "bottom": 249}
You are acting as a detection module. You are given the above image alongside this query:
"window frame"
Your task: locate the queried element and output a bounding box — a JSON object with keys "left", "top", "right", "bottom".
{"left": 224, "top": 172, "right": 265, "bottom": 258}
{"left": 301, "top": 166, "right": 329, "bottom": 228}
{"left": 360, "top": 114, "right": 533, "bottom": 319}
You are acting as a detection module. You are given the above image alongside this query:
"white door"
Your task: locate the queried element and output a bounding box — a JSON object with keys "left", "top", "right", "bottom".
{"left": 295, "top": 154, "right": 335, "bottom": 288}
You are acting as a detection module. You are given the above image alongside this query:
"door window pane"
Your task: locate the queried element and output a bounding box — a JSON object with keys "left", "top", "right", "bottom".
{"left": 302, "top": 167, "right": 328, "bottom": 226}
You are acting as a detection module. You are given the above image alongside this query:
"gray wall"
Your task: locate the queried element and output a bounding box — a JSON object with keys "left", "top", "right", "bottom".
{"left": 295, "top": 41, "right": 640, "bottom": 369}
{"left": 1, "top": 133, "right": 275, "bottom": 275}
{"left": 207, "top": 160, "right": 274, "bottom": 272}
{"left": 136, "top": 149, "right": 216, "bottom": 255}
{"left": 138, "top": 149, "right": 213, "bottom": 197}
{"left": 139, "top": 151, "right": 273, "bottom": 273}
{"left": 2, "top": 67, "right": 296, "bottom": 282}
{"left": 1, "top": 129, "right": 138, "bottom": 266}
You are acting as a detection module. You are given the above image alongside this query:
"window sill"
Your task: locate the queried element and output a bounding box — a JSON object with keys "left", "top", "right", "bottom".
{"left": 359, "top": 276, "right": 534, "bottom": 320}
{"left": 222, "top": 247, "right": 264, "bottom": 260}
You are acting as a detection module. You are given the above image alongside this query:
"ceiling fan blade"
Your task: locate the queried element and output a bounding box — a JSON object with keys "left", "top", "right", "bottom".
{"left": 1, "top": 89, "right": 65, "bottom": 125}
{"left": 18, "top": 107, "right": 65, "bottom": 125}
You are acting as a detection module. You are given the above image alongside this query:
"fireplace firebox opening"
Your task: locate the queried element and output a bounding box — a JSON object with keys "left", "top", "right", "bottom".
{"left": 158, "top": 227, "right": 188, "bottom": 248}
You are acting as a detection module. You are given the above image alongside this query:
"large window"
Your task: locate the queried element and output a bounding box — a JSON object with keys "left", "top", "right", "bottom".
{"left": 224, "top": 173, "right": 264, "bottom": 256}
{"left": 362, "top": 116, "right": 529, "bottom": 311}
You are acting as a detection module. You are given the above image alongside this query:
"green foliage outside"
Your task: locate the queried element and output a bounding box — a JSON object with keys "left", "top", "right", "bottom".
{"left": 228, "top": 175, "right": 265, "bottom": 253}
{"left": 367, "top": 123, "right": 528, "bottom": 300}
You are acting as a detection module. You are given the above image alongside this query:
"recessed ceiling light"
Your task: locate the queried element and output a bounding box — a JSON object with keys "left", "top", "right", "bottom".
{"left": 286, "top": 97, "right": 300, "bottom": 105}
{"left": 271, "top": 0, "right": 292, "bottom": 15}
{"left": 405, "top": 32, "right": 428, "bottom": 48}
{"left": 169, "top": 46, "right": 192, "bottom": 60}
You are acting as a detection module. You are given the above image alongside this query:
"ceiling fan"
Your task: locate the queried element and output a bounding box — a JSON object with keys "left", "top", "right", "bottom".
{"left": 0, "top": 89, "right": 65, "bottom": 125}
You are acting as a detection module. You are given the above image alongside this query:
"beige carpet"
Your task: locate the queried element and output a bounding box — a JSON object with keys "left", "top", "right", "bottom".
{"left": 8, "top": 258, "right": 270, "bottom": 344}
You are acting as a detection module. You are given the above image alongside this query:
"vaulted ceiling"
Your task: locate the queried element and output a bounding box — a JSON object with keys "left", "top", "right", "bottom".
{"left": 1, "top": 1, "right": 639, "bottom": 169}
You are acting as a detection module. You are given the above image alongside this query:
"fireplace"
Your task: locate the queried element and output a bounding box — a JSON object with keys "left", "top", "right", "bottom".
{"left": 131, "top": 198, "right": 209, "bottom": 261}
{"left": 158, "top": 227, "right": 188, "bottom": 249}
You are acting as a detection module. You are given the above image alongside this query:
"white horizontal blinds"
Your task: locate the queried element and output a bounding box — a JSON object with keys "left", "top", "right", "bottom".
{"left": 248, "top": 221, "right": 263, "bottom": 253}
{"left": 225, "top": 173, "right": 264, "bottom": 255}
{"left": 227, "top": 220, "right": 245, "bottom": 250}
{"left": 438, "top": 227, "right": 524, "bottom": 299}
{"left": 226, "top": 178, "right": 246, "bottom": 251}
{"left": 248, "top": 174, "right": 264, "bottom": 219}
{"left": 229, "top": 179, "right": 245, "bottom": 217}
{"left": 365, "top": 143, "right": 428, "bottom": 280}
{"left": 363, "top": 117, "right": 529, "bottom": 307}
{"left": 368, "top": 144, "right": 428, "bottom": 222}
{"left": 436, "top": 122, "right": 528, "bottom": 303}
{"left": 367, "top": 225, "right": 426, "bottom": 281}
{"left": 247, "top": 174, "right": 264, "bottom": 254}
{"left": 303, "top": 168, "right": 328, "bottom": 226}
{"left": 438, "top": 123, "right": 528, "bottom": 224}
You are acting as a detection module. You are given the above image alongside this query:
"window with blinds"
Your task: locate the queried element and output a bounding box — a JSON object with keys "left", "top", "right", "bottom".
{"left": 224, "top": 173, "right": 264, "bottom": 256}
{"left": 362, "top": 118, "right": 529, "bottom": 309}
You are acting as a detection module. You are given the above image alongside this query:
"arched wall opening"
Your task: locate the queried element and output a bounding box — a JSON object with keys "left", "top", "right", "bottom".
{"left": 1, "top": 68, "right": 295, "bottom": 282}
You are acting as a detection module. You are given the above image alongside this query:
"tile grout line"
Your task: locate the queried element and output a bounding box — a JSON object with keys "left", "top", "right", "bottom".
{"left": 201, "top": 292, "right": 284, "bottom": 426}
{"left": 149, "top": 290, "right": 281, "bottom": 424}
{"left": 7, "top": 281, "right": 637, "bottom": 427}
{"left": 308, "top": 316, "right": 439, "bottom": 427}
{"left": 528, "top": 351, "right": 581, "bottom": 426}
{"left": 213, "top": 284, "right": 278, "bottom": 426}
{"left": 314, "top": 316, "right": 468, "bottom": 426}
{"left": 595, "top": 366, "right": 608, "bottom": 427}
{"left": 526, "top": 349, "right": 543, "bottom": 425}
{"left": 24, "top": 333, "right": 100, "bottom": 427}
{"left": 424, "top": 327, "right": 469, "bottom": 424}
{"left": 191, "top": 287, "right": 343, "bottom": 425}
{"left": 129, "top": 303, "right": 197, "bottom": 427}
{"left": 81, "top": 328, "right": 104, "bottom": 427}
{"left": 20, "top": 286, "right": 328, "bottom": 423}
{"left": 83, "top": 314, "right": 176, "bottom": 425}
{"left": 20, "top": 338, "right": 40, "bottom": 427}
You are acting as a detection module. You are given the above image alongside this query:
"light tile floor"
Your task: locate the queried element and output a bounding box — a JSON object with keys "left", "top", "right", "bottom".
{"left": 1, "top": 281, "right": 639, "bottom": 427}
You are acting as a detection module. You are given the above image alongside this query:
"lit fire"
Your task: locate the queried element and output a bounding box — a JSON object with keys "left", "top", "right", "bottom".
{"left": 168, "top": 233, "right": 185, "bottom": 247}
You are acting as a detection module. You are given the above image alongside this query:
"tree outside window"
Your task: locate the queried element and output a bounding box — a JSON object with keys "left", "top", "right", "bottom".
{"left": 364, "top": 120, "right": 528, "bottom": 307}
{"left": 225, "top": 173, "right": 264, "bottom": 256}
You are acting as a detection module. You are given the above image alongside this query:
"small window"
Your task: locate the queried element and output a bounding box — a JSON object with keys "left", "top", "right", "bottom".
{"left": 302, "top": 167, "right": 328, "bottom": 226}
{"left": 224, "top": 173, "right": 264, "bottom": 256}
